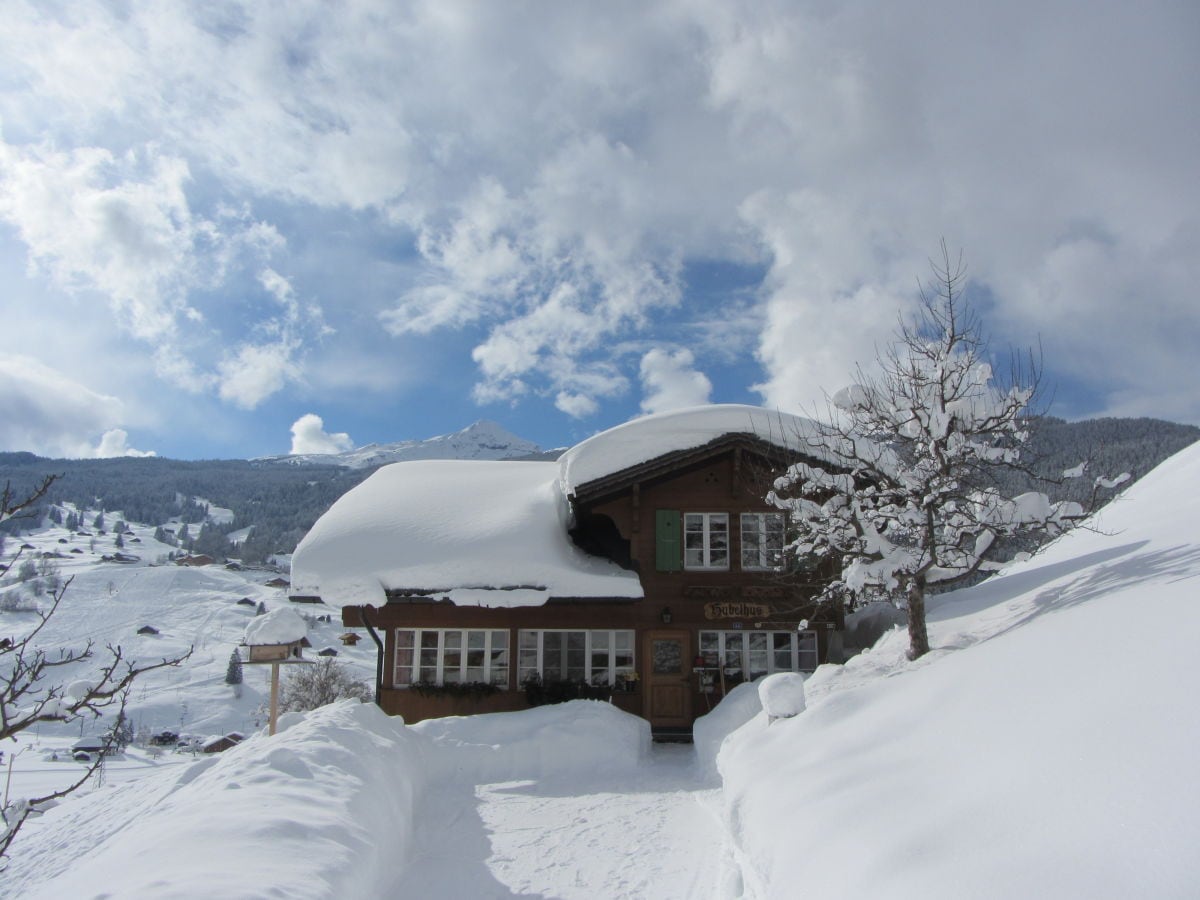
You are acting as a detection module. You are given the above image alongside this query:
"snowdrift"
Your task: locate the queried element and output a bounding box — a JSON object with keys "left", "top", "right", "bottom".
{"left": 10, "top": 701, "right": 650, "bottom": 898}
{"left": 13, "top": 702, "right": 424, "bottom": 899}
{"left": 717, "top": 441, "right": 1200, "bottom": 898}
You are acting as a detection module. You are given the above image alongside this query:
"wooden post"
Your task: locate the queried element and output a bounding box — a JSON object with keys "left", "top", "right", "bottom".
{"left": 269, "top": 661, "right": 281, "bottom": 735}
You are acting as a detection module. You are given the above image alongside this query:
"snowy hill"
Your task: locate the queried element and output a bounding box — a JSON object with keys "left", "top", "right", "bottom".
{"left": 712, "top": 439, "right": 1200, "bottom": 898}
{"left": 259, "top": 419, "right": 545, "bottom": 468}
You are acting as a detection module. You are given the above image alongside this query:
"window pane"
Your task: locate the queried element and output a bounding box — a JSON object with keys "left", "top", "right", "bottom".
{"left": 421, "top": 631, "right": 439, "bottom": 649}
{"left": 592, "top": 631, "right": 609, "bottom": 649}
{"left": 615, "top": 631, "right": 633, "bottom": 651}
{"left": 519, "top": 630, "right": 538, "bottom": 649}
{"left": 652, "top": 639, "right": 683, "bottom": 674}
{"left": 444, "top": 631, "right": 462, "bottom": 650}
{"left": 395, "top": 630, "right": 414, "bottom": 649}
{"left": 798, "top": 632, "right": 819, "bottom": 671}
{"left": 467, "top": 631, "right": 484, "bottom": 649}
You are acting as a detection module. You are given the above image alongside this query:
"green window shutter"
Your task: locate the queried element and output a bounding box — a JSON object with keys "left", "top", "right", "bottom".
{"left": 655, "top": 509, "right": 681, "bottom": 572}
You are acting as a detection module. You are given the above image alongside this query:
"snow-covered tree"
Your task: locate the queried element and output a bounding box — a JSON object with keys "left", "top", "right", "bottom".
{"left": 0, "top": 476, "right": 192, "bottom": 857}
{"left": 278, "top": 658, "right": 371, "bottom": 713}
{"left": 225, "top": 649, "right": 244, "bottom": 688}
{"left": 769, "top": 245, "right": 1122, "bottom": 660}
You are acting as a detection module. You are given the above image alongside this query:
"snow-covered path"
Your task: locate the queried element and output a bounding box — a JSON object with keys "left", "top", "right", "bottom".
{"left": 394, "top": 744, "right": 728, "bottom": 899}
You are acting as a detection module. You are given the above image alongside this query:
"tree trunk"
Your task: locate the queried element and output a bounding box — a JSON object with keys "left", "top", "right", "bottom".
{"left": 906, "top": 575, "right": 930, "bottom": 660}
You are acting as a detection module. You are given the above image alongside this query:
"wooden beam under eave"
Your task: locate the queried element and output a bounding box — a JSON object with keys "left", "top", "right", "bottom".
{"left": 632, "top": 482, "right": 640, "bottom": 533}
{"left": 732, "top": 447, "right": 741, "bottom": 498}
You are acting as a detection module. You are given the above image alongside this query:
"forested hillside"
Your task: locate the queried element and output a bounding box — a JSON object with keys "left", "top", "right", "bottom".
{"left": 992, "top": 416, "right": 1200, "bottom": 502}
{"left": 0, "top": 453, "right": 370, "bottom": 562}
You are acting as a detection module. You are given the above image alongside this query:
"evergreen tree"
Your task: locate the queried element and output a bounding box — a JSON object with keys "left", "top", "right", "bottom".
{"left": 65, "top": 511, "right": 79, "bottom": 531}
{"left": 225, "top": 649, "right": 244, "bottom": 686}
{"left": 93, "top": 511, "right": 105, "bottom": 532}
{"left": 114, "top": 532, "right": 125, "bottom": 549}
{"left": 255, "top": 601, "right": 266, "bottom": 616}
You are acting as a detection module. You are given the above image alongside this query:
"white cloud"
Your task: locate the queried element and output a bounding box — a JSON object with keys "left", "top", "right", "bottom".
{"left": 639, "top": 348, "right": 713, "bottom": 415}
{"left": 0, "top": 354, "right": 135, "bottom": 457}
{"left": 290, "top": 413, "right": 353, "bottom": 455}
{"left": 217, "top": 342, "right": 301, "bottom": 410}
{"left": 555, "top": 392, "right": 599, "bottom": 419}
{"left": 93, "top": 428, "right": 155, "bottom": 458}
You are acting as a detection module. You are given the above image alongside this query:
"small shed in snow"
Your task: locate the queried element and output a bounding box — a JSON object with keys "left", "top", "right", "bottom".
{"left": 136, "top": 625, "right": 159, "bottom": 636}
{"left": 202, "top": 732, "right": 246, "bottom": 754}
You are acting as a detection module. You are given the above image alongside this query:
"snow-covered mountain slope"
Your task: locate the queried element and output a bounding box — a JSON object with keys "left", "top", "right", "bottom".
{"left": 713, "top": 439, "right": 1200, "bottom": 899}
{"left": 0, "top": 512, "right": 377, "bottom": 762}
{"left": 259, "top": 419, "right": 545, "bottom": 468}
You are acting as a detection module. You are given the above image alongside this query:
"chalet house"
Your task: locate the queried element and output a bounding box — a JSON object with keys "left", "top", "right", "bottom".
{"left": 290, "top": 405, "right": 846, "bottom": 734}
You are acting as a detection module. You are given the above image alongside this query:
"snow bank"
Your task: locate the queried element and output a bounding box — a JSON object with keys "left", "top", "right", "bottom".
{"left": 413, "top": 700, "right": 649, "bottom": 783}
{"left": 290, "top": 460, "right": 641, "bottom": 608}
{"left": 559, "top": 404, "right": 828, "bottom": 492}
{"left": 716, "top": 440, "right": 1200, "bottom": 898}
{"left": 692, "top": 681, "right": 763, "bottom": 779}
{"left": 15, "top": 702, "right": 426, "bottom": 900}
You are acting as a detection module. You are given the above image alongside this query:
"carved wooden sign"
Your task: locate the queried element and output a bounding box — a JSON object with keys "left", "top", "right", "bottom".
{"left": 704, "top": 601, "right": 773, "bottom": 620}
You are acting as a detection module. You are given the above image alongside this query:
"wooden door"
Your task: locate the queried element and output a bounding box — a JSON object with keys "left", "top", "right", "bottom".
{"left": 643, "top": 630, "right": 691, "bottom": 727}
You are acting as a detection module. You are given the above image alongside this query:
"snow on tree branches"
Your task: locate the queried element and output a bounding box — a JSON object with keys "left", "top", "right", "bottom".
{"left": 768, "top": 244, "right": 1127, "bottom": 661}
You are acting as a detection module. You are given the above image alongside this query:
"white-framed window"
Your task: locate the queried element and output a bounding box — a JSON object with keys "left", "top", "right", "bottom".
{"left": 518, "top": 629, "right": 636, "bottom": 688}
{"left": 684, "top": 512, "right": 729, "bottom": 570}
{"left": 698, "top": 630, "right": 819, "bottom": 680}
{"left": 740, "top": 512, "right": 786, "bottom": 570}
{"left": 394, "top": 629, "right": 509, "bottom": 688}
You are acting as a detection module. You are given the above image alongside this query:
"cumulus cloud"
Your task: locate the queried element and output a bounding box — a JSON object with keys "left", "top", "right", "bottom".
{"left": 0, "top": 354, "right": 139, "bottom": 458}
{"left": 290, "top": 413, "right": 353, "bottom": 455}
{"left": 93, "top": 429, "right": 155, "bottom": 458}
{"left": 639, "top": 348, "right": 713, "bottom": 415}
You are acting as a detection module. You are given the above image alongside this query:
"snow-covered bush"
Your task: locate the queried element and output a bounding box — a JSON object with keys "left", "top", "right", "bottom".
{"left": 758, "top": 672, "right": 806, "bottom": 722}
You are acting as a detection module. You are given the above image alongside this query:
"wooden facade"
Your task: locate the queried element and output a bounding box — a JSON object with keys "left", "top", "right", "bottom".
{"left": 336, "top": 435, "right": 840, "bottom": 733}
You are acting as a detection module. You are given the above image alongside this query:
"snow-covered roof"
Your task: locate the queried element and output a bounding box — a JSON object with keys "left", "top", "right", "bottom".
{"left": 243, "top": 607, "right": 308, "bottom": 646}
{"left": 558, "top": 404, "right": 829, "bottom": 494}
{"left": 290, "top": 460, "right": 642, "bottom": 609}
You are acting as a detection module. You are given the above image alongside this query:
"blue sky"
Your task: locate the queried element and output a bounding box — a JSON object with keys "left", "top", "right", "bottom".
{"left": 0, "top": 1, "right": 1196, "bottom": 460}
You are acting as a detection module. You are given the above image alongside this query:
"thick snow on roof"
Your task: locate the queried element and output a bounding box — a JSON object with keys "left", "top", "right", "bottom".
{"left": 290, "top": 460, "right": 642, "bottom": 609}
{"left": 243, "top": 607, "right": 307, "bottom": 646}
{"left": 558, "top": 404, "right": 829, "bottom": 494}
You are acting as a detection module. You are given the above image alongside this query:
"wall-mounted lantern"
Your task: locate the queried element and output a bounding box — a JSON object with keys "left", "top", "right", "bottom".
{"left": 660, "top": 606, "right": 673, "bottom": 624}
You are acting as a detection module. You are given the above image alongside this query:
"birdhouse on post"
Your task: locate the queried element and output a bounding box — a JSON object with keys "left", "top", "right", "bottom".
{"left": 241, "top": 608, "right": 313, "bottom": 735}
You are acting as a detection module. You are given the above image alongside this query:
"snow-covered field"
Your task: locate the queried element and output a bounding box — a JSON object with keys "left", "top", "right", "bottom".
{"left": 4, "top": 440, "right": 1199, "bottom": 898}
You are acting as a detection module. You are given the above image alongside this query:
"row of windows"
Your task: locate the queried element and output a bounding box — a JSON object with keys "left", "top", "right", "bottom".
{"left": 698, "top": 630, "right": 819, "bottom": 679}
{"left": 683, "top": 512, "right": 785, "bottom": 571}
{"left": 393, "top": 627, "right": 818, "bottom": 688}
